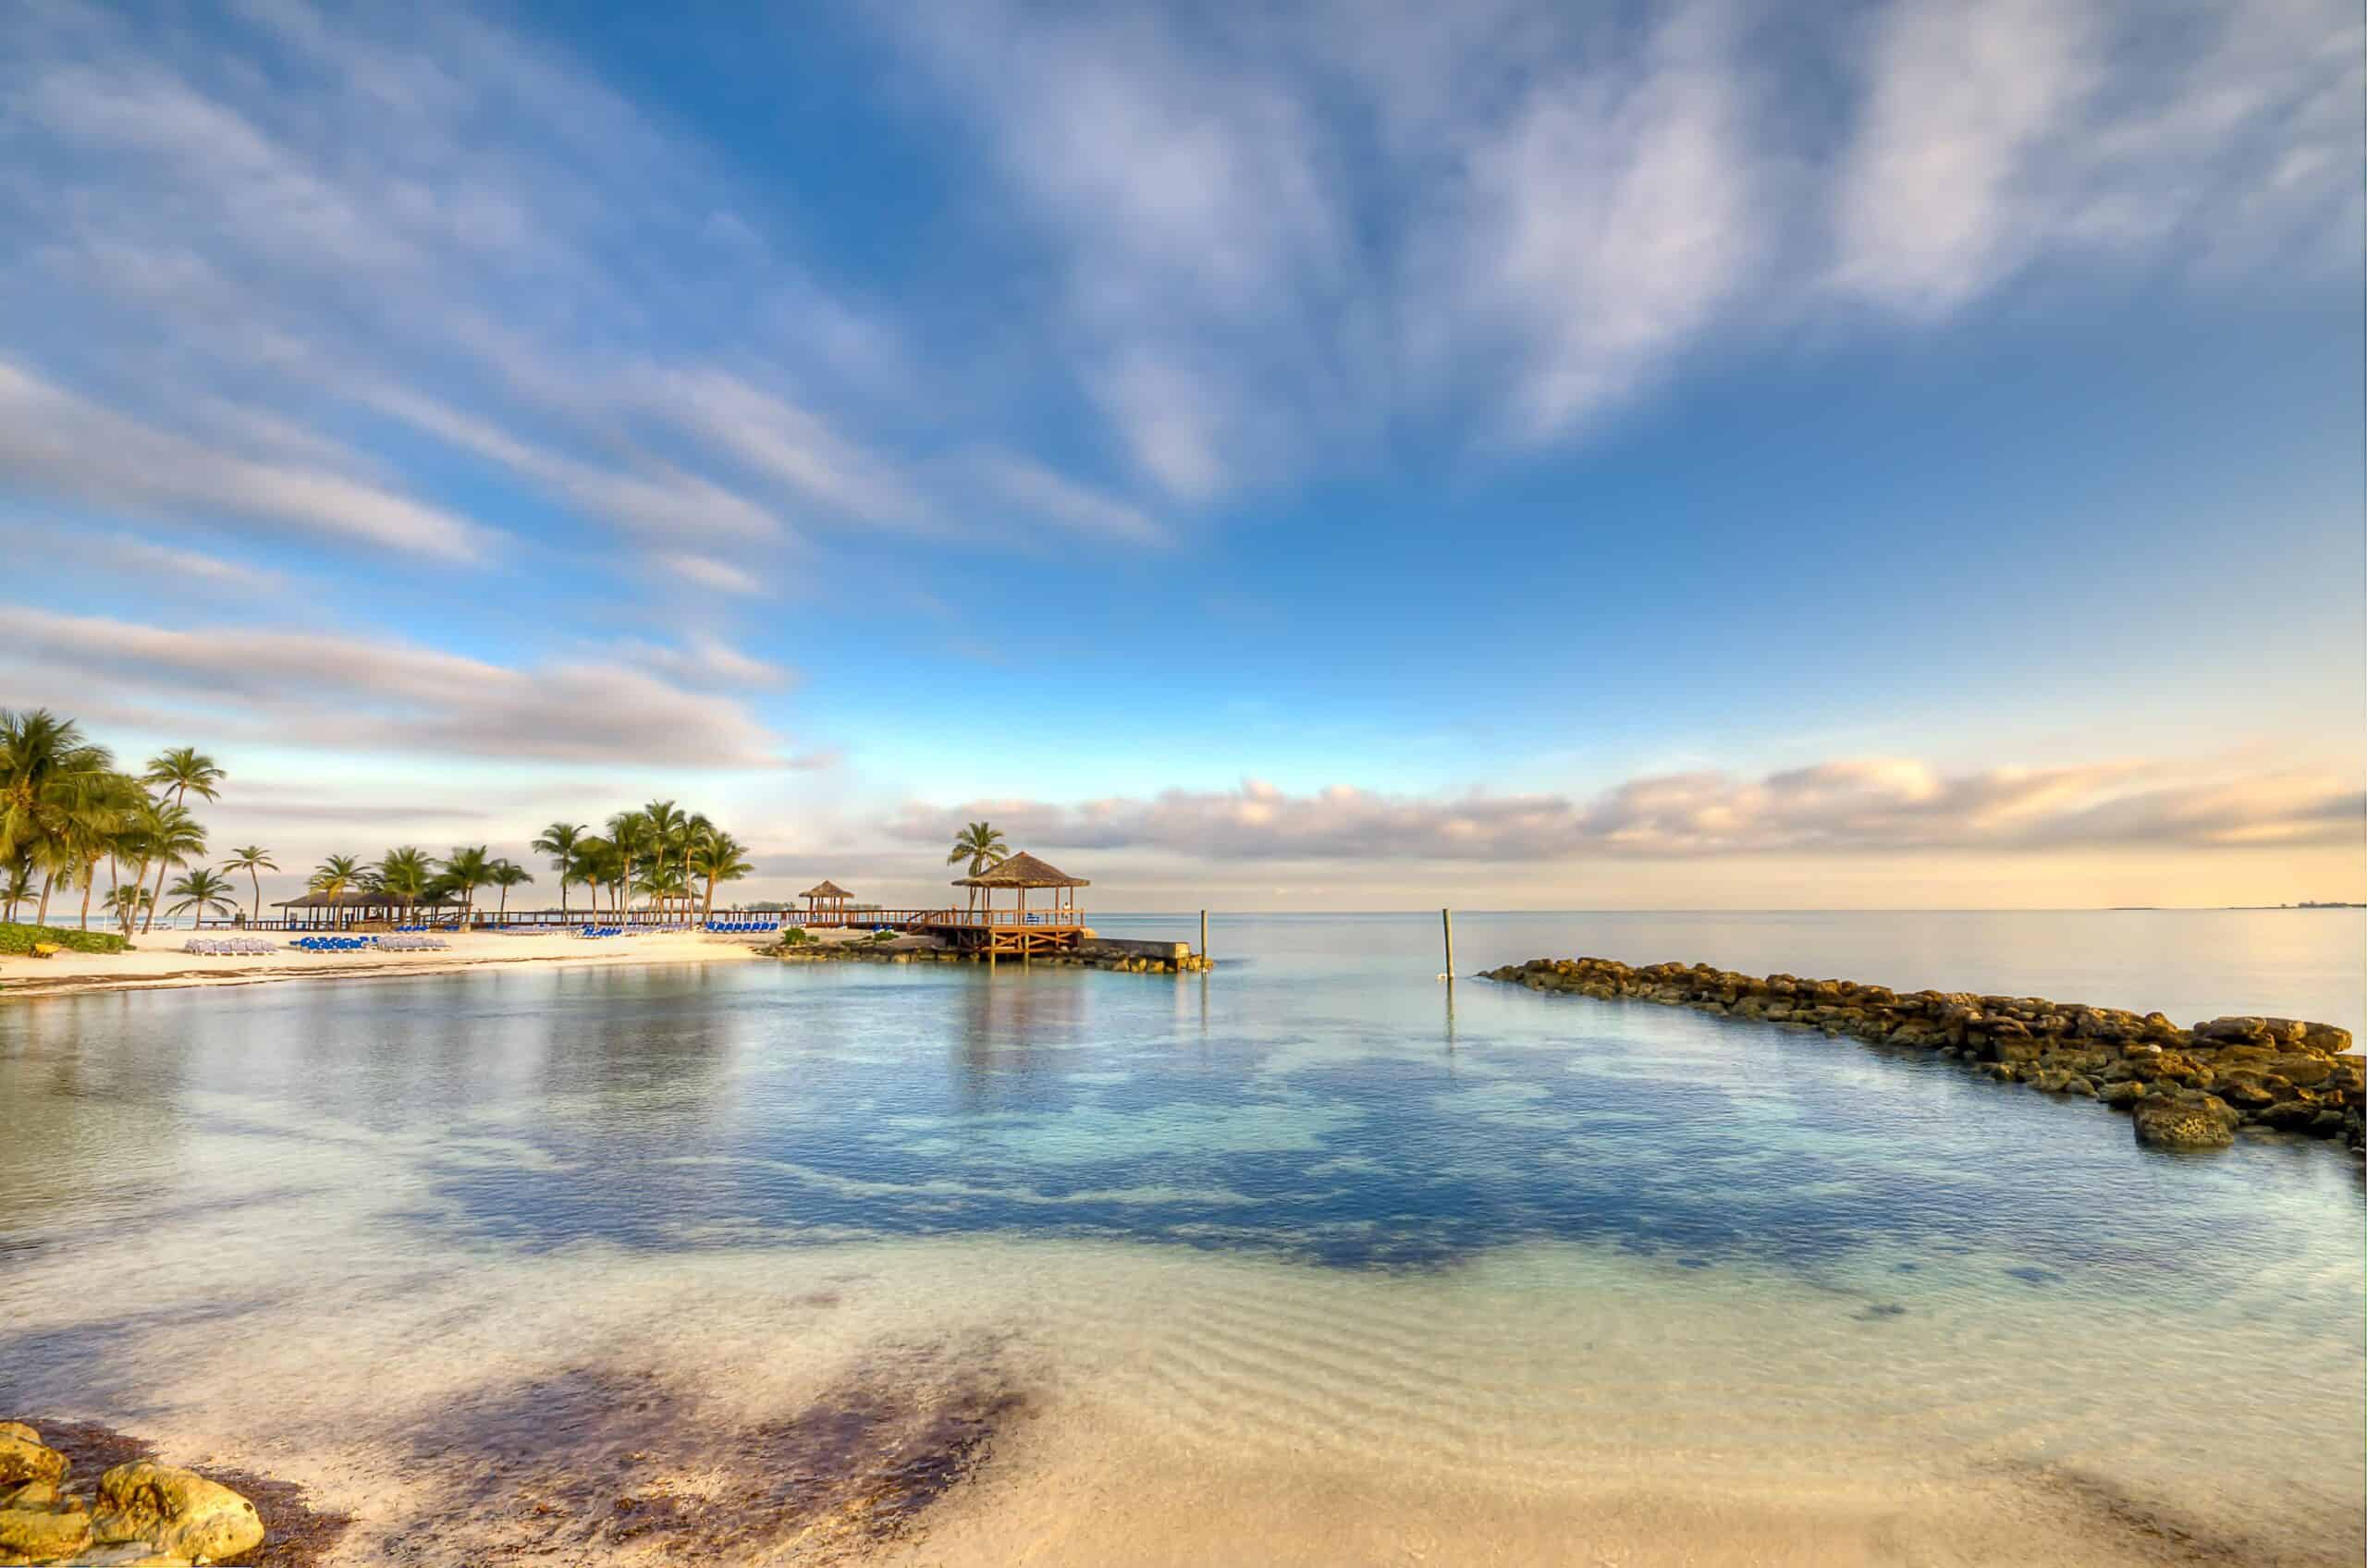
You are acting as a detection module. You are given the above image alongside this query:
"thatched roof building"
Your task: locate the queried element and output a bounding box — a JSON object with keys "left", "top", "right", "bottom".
{"left": 951, "top": 851, "right": 1086, "bottom": 921}
{"left": 950, "top": 851, "right": 1088, "bottom": 889}
{"left": 799, "top": 880, "right": 854, "bottom": 900}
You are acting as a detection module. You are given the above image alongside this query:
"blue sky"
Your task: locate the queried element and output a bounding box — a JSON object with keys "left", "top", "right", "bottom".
{"left": 3, "top": 0, "right": 2361, "bottom": 909}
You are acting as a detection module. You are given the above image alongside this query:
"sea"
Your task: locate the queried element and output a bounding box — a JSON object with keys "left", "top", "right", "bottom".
{"left": 1, "top": 909, "right": 2359, "bottom": 1564}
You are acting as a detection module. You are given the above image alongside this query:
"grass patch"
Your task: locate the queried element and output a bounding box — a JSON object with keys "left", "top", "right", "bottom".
{"left": 0, "top": 922, "right": 129, "bottom": 956}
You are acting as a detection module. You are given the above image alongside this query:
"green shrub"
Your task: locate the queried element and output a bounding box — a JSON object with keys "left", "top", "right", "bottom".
{"left": 779, "top": 926, "right": 809, "bottom": 946}
{"left": 0, "top": 923, "right": 129, "bottom": 956}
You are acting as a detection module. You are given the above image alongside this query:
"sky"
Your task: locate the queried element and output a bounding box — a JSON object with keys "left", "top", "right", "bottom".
{"left": 2, "top": 0, "right": 2362, "bottom": 912}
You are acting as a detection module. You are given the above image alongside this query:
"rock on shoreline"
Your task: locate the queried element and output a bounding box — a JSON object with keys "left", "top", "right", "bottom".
{"left": 1483, "top": 957, "right": 2362, "bottom": 1153}
{"left": 0, "top": 1423, "right": 264, "bottom": 1566}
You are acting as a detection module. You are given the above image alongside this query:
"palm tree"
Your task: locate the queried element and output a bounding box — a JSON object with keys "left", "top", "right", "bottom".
{"left": 570, "top": 836, "right": 616, "bottom": 918}
{"left": 689, "top": 830, "right": 754, "bottom": 925}
{"left": 374, "top": 846, "right": 435, "bottom": 923}
{"left": 107, "top": 884, "right": 152, "bottom": 933}
{"left": 223, "top": 845, "right": 276, "bottom": 925}
{"left": 440, "top": 845, "right": 495, "bottom": 924}
{"left": 67, "top": 771, "right": 143, "bottom": 929}
{"left": 606, "top": 810, "right": 652, "bottom": 917}
{"left": 125, "top": 801, "right": 205, "bottom": 937}
{"left": 0, "top": 710, "right": 117, "bottom": 918}
{"left": 166, "top": 867, "right": 239, "bottom": 925}
{"left": 947, "top": 821, "right": 1009, "bottom": 915}
{"left": 530, "top": 822, "right": 587, "bottom": 921}
{"left": 2, "top": 858, "right": 32, "bottom": 924}
{"left": 309, "top": 852, "right": 363, "bottom": 930}
{"left": 642, "top": 801, "right": 686, "bottom": 917}
{"left": 139, "top": 748, "right": 224, "bottom": 933}
{"left": 663, "top": 809, "right": 710, "bottom": 925}
{"left": 489, "top": 859, "right": 533, "bottom": 921}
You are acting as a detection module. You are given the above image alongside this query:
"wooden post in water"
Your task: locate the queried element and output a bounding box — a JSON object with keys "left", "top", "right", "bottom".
{"left": 1199, "top": 909, "right": 1208, "bottom": 962}
{"left": 1441, "top": 907, "right": 1455, "bottom": 982}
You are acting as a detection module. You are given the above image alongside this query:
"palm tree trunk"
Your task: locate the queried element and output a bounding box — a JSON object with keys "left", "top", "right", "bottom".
{"left": 249, "top": 869, "right": 261, "bottom": 925}
{"left": 36, "top": 872, "right": 54, "bottom": 925}
{"left": 79, "top": 870, "right": 95, "bottom": 930}
{"left": 142, "top": 856, "right": 167, "bottom": 934}
{"left": 702, "top": 874, "right": 717, "bottom": 925}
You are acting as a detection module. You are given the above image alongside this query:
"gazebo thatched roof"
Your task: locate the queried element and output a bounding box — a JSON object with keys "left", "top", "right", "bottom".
{"left": 800, "top": 880, "right": 854, "bottom": 900}
{"left": 274, "top": 890, "right": 457, "bottom": 909}
{"left": 953, "top": 851, "right": 1088, "bottom": 889}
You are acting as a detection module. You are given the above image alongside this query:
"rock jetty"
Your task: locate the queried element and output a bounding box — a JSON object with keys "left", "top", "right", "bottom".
{"left": 0, "top": 1423, "right": 263, "bottom": 1566}
{"left": 1483, "top": 957, "right": 2362, "bottom": 1153}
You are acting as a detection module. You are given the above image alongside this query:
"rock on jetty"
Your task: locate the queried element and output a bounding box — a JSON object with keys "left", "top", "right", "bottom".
{"left": 0, "top": 1423, "right": 264, "bottom": 1565}
{"left": 1483, "top": 957, "right": 2362, "bottom": 1153}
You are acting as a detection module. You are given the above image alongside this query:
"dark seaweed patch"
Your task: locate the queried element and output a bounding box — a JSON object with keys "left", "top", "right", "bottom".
{"left": 405, "top": 1352, "right": 1028, "bottom": 1560}
{"left": 2030, "top": 1464, "right": 2268, "bottom": 1566}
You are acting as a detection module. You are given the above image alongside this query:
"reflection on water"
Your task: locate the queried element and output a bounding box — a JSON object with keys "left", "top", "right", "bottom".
{"left": 0, "top": 911, "right": 2361, "bottom": 1563}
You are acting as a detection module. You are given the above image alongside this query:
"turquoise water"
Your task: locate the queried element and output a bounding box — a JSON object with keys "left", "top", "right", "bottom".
{"left": 0, "top": 910, "right": 2360, "bottom": 1563}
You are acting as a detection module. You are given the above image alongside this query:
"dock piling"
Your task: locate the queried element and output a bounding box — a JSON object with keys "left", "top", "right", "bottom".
{"left": 1441, "top": 907, "right": 1455, "bottom": 982}
{"left": 1199, "top": 909, "right": 1208, "bottom": 962}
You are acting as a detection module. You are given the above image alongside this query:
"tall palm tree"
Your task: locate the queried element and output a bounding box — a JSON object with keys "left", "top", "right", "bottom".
{"left": 0, "top": 711, "right": 116, "bottom": 899}
{"left": 440, "top": 845, "right": 495, "bottom": 924}
{"left": 689, "top": 830, "right": 754, "bottom": 925}
{"left": 139, "top": 748, "right": 224, "bottom": 933}
{"left": 665, "top": 810, "right": 711, "bottom": 924}
{"left": 67, "top": 771, "right": 143, "bottom": 930}
{"left": 374, "top": 846, "right": 434, "bottom": 923}
{"left": 606, "top": 810, "right": 652, "bottom": 916}
{"left": 489, "top": 859, "right": 533, "bottom": 920}
{"left": 126, "top": 801, "right": 205, "bottom": 936}
{"left": 309, "top": 852, "right": 364, "bottom": 930}
{"left": 166, "top": 868, "right": 239, "bottom": 925}
{"left": 530, "top": 822, "right": 587, "bottom": 921}
{"left": 571, "top": 837, "right": 616, "bottom": 918}
{"left": 641, "top": 801, "right": 685, "bottom": 918}
{"left": 223, "top": 845, "right": 276, "bottom": 925}
{"left": 947, "top": 821, "right": 1009, "bottom": 915}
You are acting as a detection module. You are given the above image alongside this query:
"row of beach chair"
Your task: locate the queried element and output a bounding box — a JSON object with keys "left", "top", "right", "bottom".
{"left": 704, "top": 920, "right": 781, "bottom": 934}
{"left": 183, "top": 937, "right": 276, "bottom": 956}
{"left": 574, "top": 926, "right": 633, "bottom": 939}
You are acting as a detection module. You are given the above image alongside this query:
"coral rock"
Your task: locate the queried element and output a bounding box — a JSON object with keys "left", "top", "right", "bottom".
{"left": 92, "top": 1463, "right": 264, "bottom": 1564}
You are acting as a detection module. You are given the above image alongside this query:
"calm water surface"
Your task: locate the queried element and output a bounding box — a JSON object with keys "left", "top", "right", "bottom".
{"left": 1, "top": 910, "right": 2360, "bottom": 1562}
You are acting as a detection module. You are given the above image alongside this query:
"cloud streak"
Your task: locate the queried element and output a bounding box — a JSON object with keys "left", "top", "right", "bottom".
{"left": 0, "top": 607, "right": 790, "bottom": 767}
{"left": 889, "top": 759, "right": 2365, "bottom": 863}
{"left": 0, "top": 362, "right": 484, "bottom": 559}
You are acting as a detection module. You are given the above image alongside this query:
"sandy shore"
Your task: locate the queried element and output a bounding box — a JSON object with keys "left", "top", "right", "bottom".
{"left": 0, "top": 926, "right": 779, "bottom": 998}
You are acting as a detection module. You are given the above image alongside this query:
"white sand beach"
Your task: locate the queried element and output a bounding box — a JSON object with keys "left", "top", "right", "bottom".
{"left": 0, "top": 926, "right": 781, "bottom": 998}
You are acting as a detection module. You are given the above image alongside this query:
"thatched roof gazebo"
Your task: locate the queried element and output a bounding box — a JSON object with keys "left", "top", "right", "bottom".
{"left": 952, "top": 851, "right": 1088, "bottom": 926}
{"left": 800, "top": 879, "right": 854, "bottom": 919}
{"left": 273, "top": 889, "right": 455, "bottom": 928}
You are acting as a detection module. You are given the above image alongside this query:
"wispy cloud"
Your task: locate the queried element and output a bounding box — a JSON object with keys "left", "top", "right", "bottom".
{"left": 889, "top": 758, "right": 2365, "bottom": 862}
{"left": 652, "top": 551, "right": 766, "bottom": 596}
{"left": 0, "top": 0, "right": 1154, "bottom": 577}
{"left": 960, "top": 448, "right": 1170, "bottom": 545}
{"left": 887, "top": 0, "right": 2360, "bottom": 489}
{"left": 1830, "top": 0, "right": 2362, "bottom": 312}
{"left": 0, "top": 362, "right": 484, "bottom": 559}
{"left": 0, "top": 607, "right": 790, "bottom": 767}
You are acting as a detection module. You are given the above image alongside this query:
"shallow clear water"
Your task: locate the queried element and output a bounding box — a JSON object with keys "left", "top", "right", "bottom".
{"left": 1, "top": 911, "right": 2360, "bottom": 1563}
